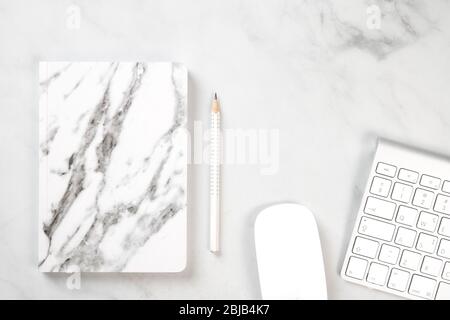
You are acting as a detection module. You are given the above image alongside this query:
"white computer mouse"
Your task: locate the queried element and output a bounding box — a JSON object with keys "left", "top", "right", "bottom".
{"left": 254, "top": 203, "right": 328, "bottom": 300}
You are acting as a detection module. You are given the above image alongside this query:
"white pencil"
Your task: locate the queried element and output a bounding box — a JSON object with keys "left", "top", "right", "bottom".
{"left": 210, "top": 93, "right": 221, "bottom": 253}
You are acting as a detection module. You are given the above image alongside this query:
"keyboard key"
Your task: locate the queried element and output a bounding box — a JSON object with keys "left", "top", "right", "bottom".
{"left": 443, "top": 181, "right": 450, "bottom": 194}
{"left": 378, "top": 244, "right": 400, "bottom": 264}
{"left": 345, "top": 256, "right": 368, "bottom": 280}
{"left": 421, "top": 256, "right": 442, "bottom": 277}
{"left": 352, "top": 236, "right": 379, "bottom": 259}
{"left": 398, "top": 169, "right": 419, "bottom": 184}
{"left": 442, "top": 262, "right": 450, "bottom": 281}
{"left": 391, "top": 183, "right": 413, "bottom": 203}
{"left": 420, "top": 175, "right": 441, "bottom": 190}
{"left": 388, "top": 268, "right": 410, "bottom": 292}
{"left": 364, "top": 197, "right": 396, "bottom": 220}
{"left": 370, "top": 177, "right": 392, "bottom": 197}
{"left": 376, "top": 162, "right": 396, "bottom": 177}
{"left": 395, "top": 227, "right": 416, "bottom": 247}
{"left": 434, "top": 194, "right": 450, "bottom": 215}
{"left": 367, "top": 262, "right": 389, "bottom": 286}
{"left": 417, "top": 211, "right": 439, "bottom": 232}
{"left": 400, "top": 250, "right": 422, "bottom": 271}
{"left": 408, "top": 274, "right": 436, "bottom": 299}
{"left": 416, "top": 233, "right": 438, "bottom": 254}
{"left": 358, "top": 217, "right": 395, "bottom": 242}
{"left": 413, "top": 188, "right": 435, "bottom": 209}
{"left": 437, "top": 239, "right": 450, "bottom": 259}
{"left": 438, "top": 217, "right": 450, "bottom": 237}
{"left": 396, "top": 206, "right": 418, "bottom": 226}
{"left": 435, "top": 282, "right": 450, "bottom": 300}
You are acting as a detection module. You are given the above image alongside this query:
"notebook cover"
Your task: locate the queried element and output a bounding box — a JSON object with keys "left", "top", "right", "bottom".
{"left": 38, "top": 62, "right": 187, "bottom": 272}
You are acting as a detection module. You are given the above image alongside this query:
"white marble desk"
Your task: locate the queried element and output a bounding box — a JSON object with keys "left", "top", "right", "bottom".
{"left": 0, "top": 0, "right": 449, "bottom": 299}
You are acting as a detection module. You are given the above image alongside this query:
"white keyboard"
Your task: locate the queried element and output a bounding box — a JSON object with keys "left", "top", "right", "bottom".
{"left": 341, "top": 140, "right": 450, "bottom": 300}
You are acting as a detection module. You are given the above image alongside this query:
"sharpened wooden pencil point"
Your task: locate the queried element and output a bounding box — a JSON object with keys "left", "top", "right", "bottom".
{"left": 211, "top": 93, "right": 220, "bottom": 113}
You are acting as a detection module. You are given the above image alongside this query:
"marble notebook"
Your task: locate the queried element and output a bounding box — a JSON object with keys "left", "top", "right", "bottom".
{"left": 38, "top": 62, "right": 187, "bottom": 272}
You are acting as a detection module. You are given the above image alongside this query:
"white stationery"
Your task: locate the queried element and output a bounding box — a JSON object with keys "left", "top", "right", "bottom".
{"left": 38, "top": 62, "right": 188, "bottom": 272}
{"left": 209, "top": 94, "right": 221, "bottom": 253}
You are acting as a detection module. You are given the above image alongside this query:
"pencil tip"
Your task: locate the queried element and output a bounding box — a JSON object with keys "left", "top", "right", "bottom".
{"left": 214, "top": 92, "right": 217, "bottom": 100}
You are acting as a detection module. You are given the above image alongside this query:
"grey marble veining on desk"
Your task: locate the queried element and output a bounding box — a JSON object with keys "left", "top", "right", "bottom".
{"left": 0, "top": 0, "right": 450, "bottom": 298}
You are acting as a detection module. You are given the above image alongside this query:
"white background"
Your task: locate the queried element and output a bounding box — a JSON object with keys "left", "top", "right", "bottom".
{"left": 0, "top": 0, "right": 449, "bottom": 299}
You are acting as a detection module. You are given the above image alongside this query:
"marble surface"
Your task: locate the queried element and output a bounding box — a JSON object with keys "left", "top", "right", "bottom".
{"left": 39, "top": 62, "right": 187, "bottom": 272}
{"left": 0, "top": 0, "right": 449, "bottom": 298}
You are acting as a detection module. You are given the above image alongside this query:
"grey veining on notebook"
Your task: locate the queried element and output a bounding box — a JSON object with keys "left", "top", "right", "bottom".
{"left": 38, "top": 62, "right": 187, "bottom": 272}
